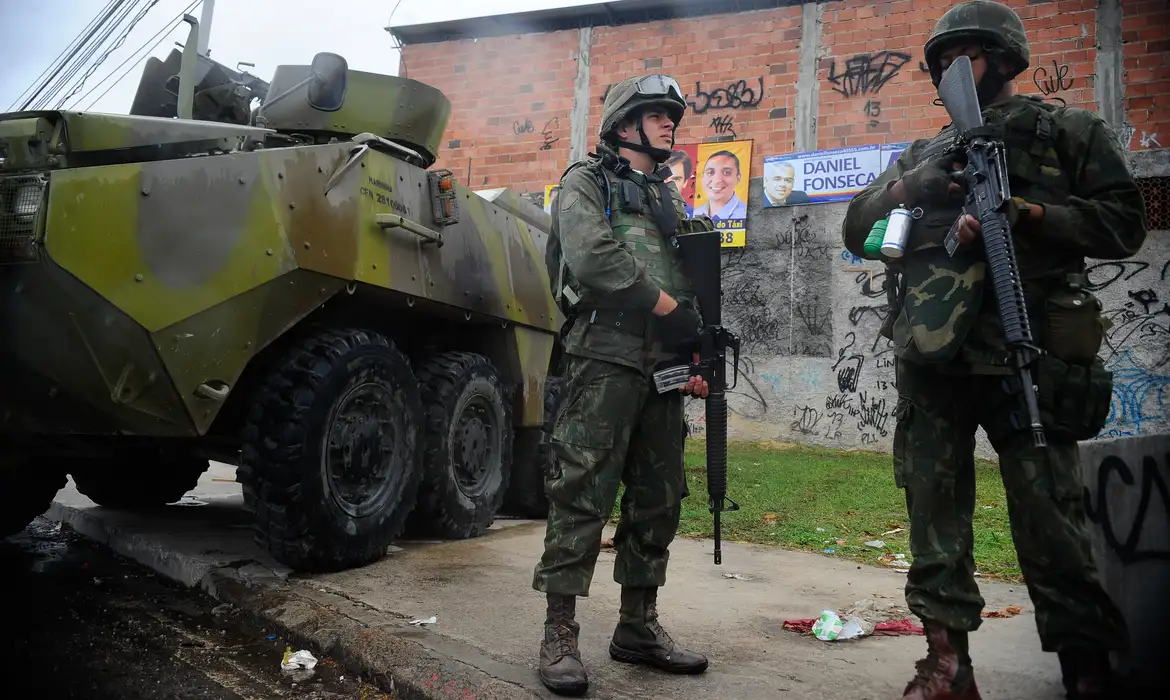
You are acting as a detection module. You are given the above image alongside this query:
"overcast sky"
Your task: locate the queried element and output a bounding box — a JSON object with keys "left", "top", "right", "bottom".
{"left": 0, "top": 0, "right": 603, "bottom": 115}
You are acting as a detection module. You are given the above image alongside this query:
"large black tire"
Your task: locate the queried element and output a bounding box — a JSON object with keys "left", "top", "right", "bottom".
{"left": 0, "top": 455, "right": 67, "bottom": 538}
{"left": 70, "top": 447, "right": 210, "bottom": 508}
{"left": 408, "top": 351, "right": 513, "bottom": 539}
{"left": 238, "top": 328, "right": 424, "bottom": 572}
{"left": 500, "top": 376, "right": 566, "bottom": 519}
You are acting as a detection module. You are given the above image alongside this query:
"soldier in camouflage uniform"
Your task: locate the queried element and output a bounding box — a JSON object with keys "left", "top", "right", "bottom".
{"left": 842, "top": 2, "right": 1148, "bottom": 699}
{"left": 531, "top": 74, "right": 714, "bottom": 696}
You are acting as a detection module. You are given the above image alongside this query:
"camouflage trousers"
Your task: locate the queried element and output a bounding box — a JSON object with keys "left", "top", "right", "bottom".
{"left": 892, "top": 357, "right": 1129, "bottom": 652}
{"left": 532, "top": 354, "right": 688, "bottom": 596}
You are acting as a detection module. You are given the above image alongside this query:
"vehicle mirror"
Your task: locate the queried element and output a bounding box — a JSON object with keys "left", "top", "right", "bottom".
{"left": 307, "top": 52, "right": 347, "bottom": 111}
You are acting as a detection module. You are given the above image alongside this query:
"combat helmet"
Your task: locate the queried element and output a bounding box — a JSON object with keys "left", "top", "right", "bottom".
{"left": 923, "top": 0, "right": 1030, "bottom": 88}
{"left": 599, "top": 74, "right": 686, "bottom": 163}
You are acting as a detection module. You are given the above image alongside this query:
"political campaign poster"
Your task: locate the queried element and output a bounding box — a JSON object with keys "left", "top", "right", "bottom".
{"left": 543, "top": 184, "right": 561, "bottom": 214}
{"left": 693, "top": 139, "right": 753, "bottom": 247}
{"left": 663, "top": 144, "right": 699, "bottom": 217}
{"left": 761, "top": 142, "right": 913, "bottom": 207}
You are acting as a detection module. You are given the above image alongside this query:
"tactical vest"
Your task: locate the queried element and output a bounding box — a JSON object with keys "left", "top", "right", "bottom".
{"left": 889, "top": 96, "right": 1080, "bottom": 367}
{"left": 551, "top": 158, "right": 698, "bottom": 372}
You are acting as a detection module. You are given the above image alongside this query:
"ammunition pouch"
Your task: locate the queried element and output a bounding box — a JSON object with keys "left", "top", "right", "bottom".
{"left": 1033, "top": 354, "right": 1114, "bottom": 442}
{"left": 1039, "top": 274, "right": 1107, "bottom": 366}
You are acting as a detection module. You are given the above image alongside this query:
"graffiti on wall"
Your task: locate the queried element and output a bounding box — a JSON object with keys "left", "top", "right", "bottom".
{"left": 686, "top": 78, "right": 765, "bottom": 114}
{"left": 825, "top": 51, "right": 910, "bottom": 99}
{"left": 1087, "top": 258, "right": 1170, "bottom": 437}
{"left": 511, "top": 116, "right": 561, "bottom": 151}
{"left": 1085, "top": 449, "right": 1170, "bottom": 564}
{"left": 710, "top": 114, "right": 737, "bottom": 139}
{"left": 1032, "top": 59, "right": 1074, "bottom": 103}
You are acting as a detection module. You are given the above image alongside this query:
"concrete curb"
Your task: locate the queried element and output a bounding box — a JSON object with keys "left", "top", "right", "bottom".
{"left": 45, "top": 501, "right": 547, "bottom": 700}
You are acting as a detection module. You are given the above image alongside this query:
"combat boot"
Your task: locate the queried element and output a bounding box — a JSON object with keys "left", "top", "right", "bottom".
{"left": 608, "top": 586, "right": 709, "bottom": 674}
{"left": 1058, "top": 648, "right": 1117, "bottom": 699}
{"left": 901, "top": 621, "right": 982, "bottom": 699}
{"left": 539, "top": 594, "right": 588, "bottom": 696}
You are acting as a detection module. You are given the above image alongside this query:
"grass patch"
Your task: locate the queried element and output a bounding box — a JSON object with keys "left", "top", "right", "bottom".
{"left": 614, "top": 439, "right": 1022, "bottom": 583}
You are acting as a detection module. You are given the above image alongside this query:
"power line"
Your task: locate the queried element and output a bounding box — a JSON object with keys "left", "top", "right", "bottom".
{"left": 80, "top": 0, "right": 203, "bottom": 112}
{"left": 6, "top": 0, "right": 120, "bottom": 111}
{"left": 388, "top": 0, "right": 408, "bottom": 77}
{"left": 60, "top": 0, "right": 164, "bottom": 109}
{"left": 14, "top": 0, "right": 128, "bottom": 111}
{"left": 31, "top": 0, "right": 144, "bottom": 110}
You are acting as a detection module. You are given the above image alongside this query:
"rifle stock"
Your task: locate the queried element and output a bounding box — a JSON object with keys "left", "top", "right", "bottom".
{"left": 939, "top": 55, "right": 1047, "bottom": 448}
{"left": 675, "top": 227, "right": 741, "bottom": 565}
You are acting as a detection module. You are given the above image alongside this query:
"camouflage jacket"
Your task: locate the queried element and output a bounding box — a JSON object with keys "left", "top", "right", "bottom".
{"left": 842, "top": 95, "right": 1148, "bottom": 372}
{"left": 545, "top": 155, "right": 698, "bottom": 375}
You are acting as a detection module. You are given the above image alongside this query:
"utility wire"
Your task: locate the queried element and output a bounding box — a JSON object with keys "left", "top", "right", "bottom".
{"left": 7, "top": 0, "right": 120, "bottom": 111}
{"left": 80, "top": 0, "right": 203, "bottom": 112}
{"left": 14, "top": 0, "right": 128, "bottom": 111}
{"left": 31, "top": 0, "right": 144, "bottom": 110}
{"left": 60, "top": 0, "right": 163, "bottom": 109}
{"left": 388, "top": 0, "right": 408, "bottom": 77}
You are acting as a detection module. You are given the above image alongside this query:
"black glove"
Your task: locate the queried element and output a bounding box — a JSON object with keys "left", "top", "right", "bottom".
{"left": 898, "top": 154, "right": 964, "bottom": 207}
{"left": 657, "top": 301, "right": 702, "bottom": 353}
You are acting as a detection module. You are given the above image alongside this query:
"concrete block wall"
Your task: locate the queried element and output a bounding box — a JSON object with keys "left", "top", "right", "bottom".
{"left": 1078, "top": 433, "right": 1170, "bottom": 690}
{"left": 398, "top": 0, "right": 1170, "bottom": 458}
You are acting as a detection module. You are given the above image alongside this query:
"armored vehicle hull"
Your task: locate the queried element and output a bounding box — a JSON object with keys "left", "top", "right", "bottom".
{"left": 0, "top": 47, "right": 562, "bottom": 570}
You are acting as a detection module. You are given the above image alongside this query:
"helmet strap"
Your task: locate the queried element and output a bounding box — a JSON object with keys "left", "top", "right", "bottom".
{"left": 611, "top": 112, "right": 675, "bottom": 164}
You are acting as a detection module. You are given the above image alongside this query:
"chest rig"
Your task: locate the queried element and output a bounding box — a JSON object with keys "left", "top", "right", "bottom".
{"left": 552, "top": 154, "right": 696, "bottom": 320}
{"left": 885, "top": 96, "right": 1073, "bottom": 364}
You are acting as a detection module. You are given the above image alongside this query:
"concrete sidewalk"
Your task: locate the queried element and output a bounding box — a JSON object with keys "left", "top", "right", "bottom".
{"left": 46, "top": 462, "right": 1068, "bottom": 699}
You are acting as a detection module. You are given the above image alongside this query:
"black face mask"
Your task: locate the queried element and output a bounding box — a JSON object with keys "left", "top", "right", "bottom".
{"left": 975, "top": 62, "right": 1009, "bottom": 107}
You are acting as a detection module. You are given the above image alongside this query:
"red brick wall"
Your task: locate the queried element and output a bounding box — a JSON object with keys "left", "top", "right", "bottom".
{"left": 589, "top": 5, "right": 803, "bottom": 176}
{"left": 400, "top": 31, "right": 579, "bottom": 193}
{"left": 1123, "top": 0, "right": 1170, "bottom": 149}
{"left": 399, "top": 0, "right": 1169, "bottom": 195}
{"left": 817, "top": 0, "right": 1099, "bottom": 150}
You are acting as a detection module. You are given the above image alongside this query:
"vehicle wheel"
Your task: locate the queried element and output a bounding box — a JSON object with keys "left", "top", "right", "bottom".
{"left": 70, "top": 447, "right": 209, "bottom": 508}
{"left": 239, "top": 328, "right": 424, "bottom": 572}
{"left": 0, "top": 452, "right": 67, "bottom": 538}
{"left": 500, "top": 376, "right": 565, "bottom": 519}
{"left": 408, "top": 351, "right": 513, "bottom": 539}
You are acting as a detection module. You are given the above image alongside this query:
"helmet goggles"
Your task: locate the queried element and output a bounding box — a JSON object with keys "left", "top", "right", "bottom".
{"left": 633, "top": 74, "right": 684, "bottom": 102}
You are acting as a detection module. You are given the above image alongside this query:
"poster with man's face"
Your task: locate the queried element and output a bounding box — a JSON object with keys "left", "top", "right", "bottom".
{"left": 663, "top": 145, "right": 698, "bottom": 217}
{"left": 544, "top": 184, "right": 561, "bottom": 214}
{"left": 692, "top": 139, "right": 753, "bottom": 247}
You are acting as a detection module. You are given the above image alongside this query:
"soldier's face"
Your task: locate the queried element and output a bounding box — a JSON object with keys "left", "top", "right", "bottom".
{"left": 939, "top": 43, "right": 988, "bottom": 83}
{"left": 628, "top": 109, "right": 675, "bottom": 150}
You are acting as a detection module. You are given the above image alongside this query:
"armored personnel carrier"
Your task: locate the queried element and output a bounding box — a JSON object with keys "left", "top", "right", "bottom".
{"left": 0, "top": 21, "right": 562, "bottom": 571}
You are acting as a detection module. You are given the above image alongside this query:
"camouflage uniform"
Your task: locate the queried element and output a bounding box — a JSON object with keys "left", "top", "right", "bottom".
{"left": 841, "top": 2, "right": 1148, "bottom": 699}
{"left": 532, "top": 74, "right": 711, "bottom": 696}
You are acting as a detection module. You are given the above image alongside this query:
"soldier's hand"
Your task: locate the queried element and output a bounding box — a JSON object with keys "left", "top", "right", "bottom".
{"left": 681, "top": 352, "right": 709, "bottom": 398}
{"left": 658, "top": 301, "right": 702, "bottom": 353}
{"left": 896, "top": 156, "right": 964, "bottom": 207}
{"left": 955, "top": 214, "right": 981, "bottom": 244}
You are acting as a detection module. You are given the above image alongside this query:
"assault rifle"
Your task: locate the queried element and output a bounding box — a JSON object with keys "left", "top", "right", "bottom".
{"left": 651, "top": 227, "right": 742, "bottom": 565}
{"left": 940, "top": 55, "right": 1047, "bottom": 448}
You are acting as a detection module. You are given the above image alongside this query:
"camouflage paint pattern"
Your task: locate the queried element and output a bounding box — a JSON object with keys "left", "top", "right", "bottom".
{"left": 531, "top": 355, "right": 687, "bottom": 596}
{"left": 892, "top": 357, "right": 1129, "bottom": 652}
{"left": 552, "top": 161, "right": 697, "bottom": 376}
{"left": 0, "top": 61, "right": 561, "bottom": 437}
{"left": 260, "top": 66, "right": 451, "bottom": 166}
{"left": 843, "top": 95, "right": 1146, "bottom": 370}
